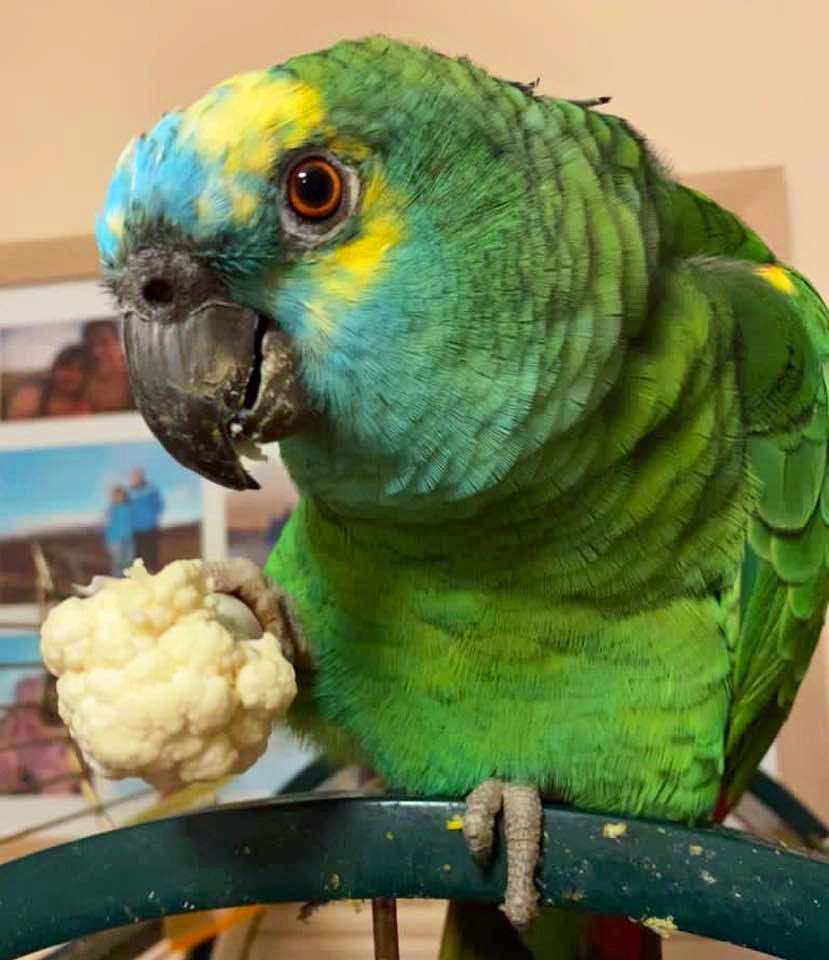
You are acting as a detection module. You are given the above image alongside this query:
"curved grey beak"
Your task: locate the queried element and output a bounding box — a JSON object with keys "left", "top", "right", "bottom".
{"left": 114, "top": 248, "right": 310, "bottom": 490}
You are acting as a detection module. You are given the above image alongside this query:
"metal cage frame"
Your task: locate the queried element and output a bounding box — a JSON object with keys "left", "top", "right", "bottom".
{"left": 0, "top": 779, "right": 827, "bottom": 960}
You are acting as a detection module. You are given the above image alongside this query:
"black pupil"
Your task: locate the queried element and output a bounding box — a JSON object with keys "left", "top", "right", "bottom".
{"left": 295, "top": 164, "right": 334, "bottom": 210}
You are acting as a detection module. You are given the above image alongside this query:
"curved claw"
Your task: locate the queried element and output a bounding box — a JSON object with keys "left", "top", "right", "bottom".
{"left": 205, "top": 558, "right": 310, "bottom": 670}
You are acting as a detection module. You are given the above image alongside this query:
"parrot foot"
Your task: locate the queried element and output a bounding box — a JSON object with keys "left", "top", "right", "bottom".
{"left": 463, "top": 779, "right": 542, "bottom": 930}
{"left": 205, "top": 558, "right": 311, "bottom": 670}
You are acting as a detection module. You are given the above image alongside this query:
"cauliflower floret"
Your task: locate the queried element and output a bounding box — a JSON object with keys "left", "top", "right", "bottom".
{"left": 41, "top": 559, "right": 297, "bottom": 790}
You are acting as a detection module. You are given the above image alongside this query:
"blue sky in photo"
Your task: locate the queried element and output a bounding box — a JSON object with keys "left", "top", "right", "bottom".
{"left": 0, "top": 441, "right": 202, "bottom": 538}
{"left": 0, "top": 633, "right": 40, "bottom": 663}
{"left": 0, "top": 632, "right": 42, "bottom": 703}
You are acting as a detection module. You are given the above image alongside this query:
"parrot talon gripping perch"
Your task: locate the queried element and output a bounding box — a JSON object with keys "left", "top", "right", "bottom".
{"left": 463, "top": 779, "right": 543, "bottom": 930}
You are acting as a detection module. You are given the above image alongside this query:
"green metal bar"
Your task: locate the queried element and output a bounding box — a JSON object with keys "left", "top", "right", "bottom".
{"left": 0, "top": 794, "right": 826, "bottom": 960}
{"left": 276, "top": 756, "right": 337, "bottom": 795}
{"left": 749, "top": 770, "right": 828, "bottom": 847}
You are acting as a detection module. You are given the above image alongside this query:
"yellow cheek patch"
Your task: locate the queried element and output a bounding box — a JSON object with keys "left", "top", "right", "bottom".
{"left": 302, "top": 170, "right": 405, "bottom": 351}
{"left": 180, "top": 70, "right": 327, "bottom": 176}
{"left": 230, "top": 188, "right": 258, "bottom": 224}
{"left": 194, "top": 186, "right": 259, "bottom": 227}
{"left": 756, "top": 264, "right": 796, "bottom": 296}
{"left": 106, "top": 211, "right": 125, "bottom": 240}
{"left": 328, "top": 135, "right": 371, "bottom": 162}
{"left": 322, "top": 172, "right": 404, "bottom": 302}
{"left": 195, "top": 192, "right": 215, "bottom": 223}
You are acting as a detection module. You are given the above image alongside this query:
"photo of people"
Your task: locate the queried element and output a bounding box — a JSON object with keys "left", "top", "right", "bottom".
{"left": 0, "top": 440, "right": 203, "bottom": 605}
{"left": 225, "top": 451, "right": 299, "bottom": 567}
{"left": 0, "top": 631, "right": 76, "bottom": 796}
{"left": 103, "top": 469, "right": 166, "bottom": 576}
{"left": 0, "top": 318, "right": 134, "bottom": 421}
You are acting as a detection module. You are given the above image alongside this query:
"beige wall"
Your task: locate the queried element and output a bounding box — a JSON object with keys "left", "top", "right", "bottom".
{"left": 3, "top": 0, "right": 829, "bottom": 292}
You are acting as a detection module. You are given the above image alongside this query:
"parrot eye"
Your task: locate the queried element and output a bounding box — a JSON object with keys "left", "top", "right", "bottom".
{"left": 286, "top": 157, "right": 343, "bottom": 220}
{"left": 278, "top": 150, "right": 358, "bottom": 247}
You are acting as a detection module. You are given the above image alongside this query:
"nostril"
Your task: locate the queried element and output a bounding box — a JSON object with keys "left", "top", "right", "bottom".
{"left": 141, "top": 277, "right": 175, "bottom": 305}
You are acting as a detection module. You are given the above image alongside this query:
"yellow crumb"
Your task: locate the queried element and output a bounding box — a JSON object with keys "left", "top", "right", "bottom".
{"left": 446, "top": 815, "right": 464, "bottom": 831}
{"left": 642, "top": 916, "right": 678, "bottom": 938}
{"left": 602, "top": 822, "right": 628, "bottom": 839}
{"left": 689, "top": 844, "right": 703, "bottom": 856}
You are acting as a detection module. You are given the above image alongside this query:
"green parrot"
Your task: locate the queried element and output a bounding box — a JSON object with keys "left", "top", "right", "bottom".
{"left": 96, "top": 36, "right": 829, "bottom": 959}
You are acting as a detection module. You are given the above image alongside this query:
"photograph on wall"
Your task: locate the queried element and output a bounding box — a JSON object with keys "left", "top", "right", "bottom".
{"left": 0, "top": 629, "right": 76, "bottom": 796}
{"left": 225, "top": 451, "right": 299, "bottom": 567}
{"left": 0, "top": 317, "right": 134, "bottom": 422}
{"left": 0, "top": 440, "right": 203, "bottom": 606}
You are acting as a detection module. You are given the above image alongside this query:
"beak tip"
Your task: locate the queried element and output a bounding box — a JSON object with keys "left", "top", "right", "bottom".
{"left": 121, "top": 290, "right": 301, "bottom": 496}
{"left": 198, "top": 459, "right": 262, "bottom": 492}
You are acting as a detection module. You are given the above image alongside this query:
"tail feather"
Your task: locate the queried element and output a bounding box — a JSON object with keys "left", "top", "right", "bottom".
{"left": 439, "top": 902, "right": 661, "bottom": 960}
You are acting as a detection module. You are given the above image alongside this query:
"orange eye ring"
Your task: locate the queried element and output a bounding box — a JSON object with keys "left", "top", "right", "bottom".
{"left": 286, "top": 157, "right": 343, "bottom": 220}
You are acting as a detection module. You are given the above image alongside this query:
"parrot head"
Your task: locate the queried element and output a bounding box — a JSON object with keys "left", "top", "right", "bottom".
{"left": 98, "top": 37, "right": 563, "bottom": 513}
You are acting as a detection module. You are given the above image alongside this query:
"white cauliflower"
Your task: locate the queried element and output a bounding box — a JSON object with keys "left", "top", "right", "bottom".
{"left": 40, "top": 559, "right": 297, "bottom": 790}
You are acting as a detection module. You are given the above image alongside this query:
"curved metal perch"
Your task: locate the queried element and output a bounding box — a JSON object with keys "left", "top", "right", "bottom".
{"left": 0, "top": 794, "right": 826, "bottom": 960}
{"left": 749, "top": 769, "right": 828, "bottom": 848}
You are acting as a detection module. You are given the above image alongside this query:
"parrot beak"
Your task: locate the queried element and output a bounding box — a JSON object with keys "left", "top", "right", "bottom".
{"left": 113, "top": 248, "right": 311, "bottom": 490}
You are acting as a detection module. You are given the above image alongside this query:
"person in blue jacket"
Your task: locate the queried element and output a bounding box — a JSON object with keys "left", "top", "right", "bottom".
{"left": 128, "top": 467, "right": 164, "bottom": 572}
{"left": 104, "top": 486, "right": 134, "bottom": 575}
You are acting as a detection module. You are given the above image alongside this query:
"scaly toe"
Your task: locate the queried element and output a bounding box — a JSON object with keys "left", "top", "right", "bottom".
{"left": 500, "top": 784, "right": 542, "bottom": 930}
{"left": 463, "top": 779, "right": 505, "bottom": 864}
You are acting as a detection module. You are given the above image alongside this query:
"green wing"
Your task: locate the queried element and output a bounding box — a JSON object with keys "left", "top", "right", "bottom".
{"left": 724, "top": 264, "right": 829, "bottom": 805}
{"left": 666, "top": 183, "right": 829, "bottom": 807}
